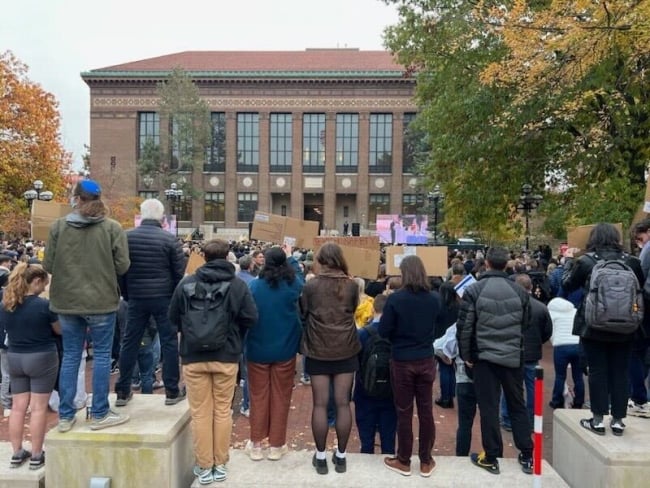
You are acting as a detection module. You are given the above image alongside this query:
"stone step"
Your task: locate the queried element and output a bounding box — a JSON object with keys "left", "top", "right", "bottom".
{"left": 191, "top": 450, "right": 569, "bottom": 487}
{"left": 0, "top": 442, "right": 45, "bottom": 488}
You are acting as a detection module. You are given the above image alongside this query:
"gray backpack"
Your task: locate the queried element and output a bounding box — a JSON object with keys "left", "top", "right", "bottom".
{"left": 584, "top": 255, "right": 643, "bottom": 334}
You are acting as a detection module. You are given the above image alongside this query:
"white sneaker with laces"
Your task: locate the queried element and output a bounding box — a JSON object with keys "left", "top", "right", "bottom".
{"left": 627, "top": 400, "right": 650, "bottom": 418}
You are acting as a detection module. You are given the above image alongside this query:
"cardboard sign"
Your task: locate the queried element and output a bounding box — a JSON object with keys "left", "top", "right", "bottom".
{"left": 567, "top": 223, "right": 623, "bottom": 250}
{"left": 313, "top": 236, "right": 380, "bottom": 251}
{"left": 385, "top": 246, "right": 448, "bottom": 277}
{"left": 250, "top": 212, "right": 319, "bottom": 249}
{"left": 31, "top": 200, "right": 73, "bottom": 241}
{"left": 337, "top": 244, "right": 381, "bottom": 279}
{"left": 184, "top": 252, "right": 205, "bottom": 276}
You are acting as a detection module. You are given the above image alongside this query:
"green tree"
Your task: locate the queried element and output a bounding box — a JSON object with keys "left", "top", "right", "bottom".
{"left": 136, "top": 67, "right": 211, "bottom": 196}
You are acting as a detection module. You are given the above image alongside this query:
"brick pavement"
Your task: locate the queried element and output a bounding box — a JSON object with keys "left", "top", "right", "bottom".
{"left": 0, "top": 343, "right": 562, "bottom": 463}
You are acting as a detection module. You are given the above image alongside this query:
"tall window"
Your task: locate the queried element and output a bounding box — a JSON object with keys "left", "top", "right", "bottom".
{"left": 402, "top": 113, "right": 417, "bottom": 173}
{"left": 336, "top": 113, "right": 358, "bottom": 173}
{"left": 205, "top": 112, "right": 226, "bottom": 172}
{"left": 138, "top": 112, "right": 160, "bottom": 159}
{"left": 237, "top": 193, "right": 258, "bottom": 221}
{"left": 402, "top": 194, "right": 421, "bottom": 215}
{"left": 205, "top": 192, "right": 225, "bottom": 221}
{"left": 237, "top": 113, "right": 259, "bottom": 172}
{"left": 369, "top": 113, "right": 393, "bottom": 173}
{"left": 175, "top": 196, "right": 192, "bottom": 222}
{"left": 270, "top": 113, "right": 292, "bottom": 172}
{"left": 303, "top": 113, "right": 325, "bottom": 173}
{"left": 369, "top": 194, "right": 390, "bottom": 226}
{"left": 170, "top": 117, "right": 193, "bottom": 171}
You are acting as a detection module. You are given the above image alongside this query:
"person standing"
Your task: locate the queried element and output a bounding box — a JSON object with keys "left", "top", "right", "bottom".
{"left": 457, "top": 246, "right": 534, "bottom": 475}
{"left": 300, "top": 242, "right": 360, "bottom": 475}
{"left": 43, "top": 179, "right": 130, "bottom": 432}
{"left": 562, "top": 223, "right": 644, "bottom": 434}
{"left": 1, "top": 264, "right": 59, "bottom": 469}
{"left": 114, "top": 199, "right": 186, "bottom": 407}
{"left": 245, "top": 245, "right": 304, "bottom": 461}
{"left": 169, "top": 239, "right": 257, "bottom": 484}
{"left": 378, "top": 255, "right": 441, "bottom": 478}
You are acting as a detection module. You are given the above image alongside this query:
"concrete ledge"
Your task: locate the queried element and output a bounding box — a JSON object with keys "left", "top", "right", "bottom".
{"left": 553, "top": 409, "right": 650, "bottom": 488}
{"left": 0, "top": 442, "right": 45, "bottom": 488}
{"left": 191, "top": 450, "right": 568, "bottom": 487}
{"left": 45, "top": 394, "right": 193, "bottom": 488}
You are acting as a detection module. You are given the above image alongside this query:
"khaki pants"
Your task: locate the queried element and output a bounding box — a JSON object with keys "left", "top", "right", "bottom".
{"left": 247, "top": 357, "right": 296, "bottom": 446}
{"left": 183, "top": 361, "right": 238, "bottom": 468}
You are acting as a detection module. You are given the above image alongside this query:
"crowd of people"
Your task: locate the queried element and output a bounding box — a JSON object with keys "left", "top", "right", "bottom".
{"left": 1, "top": 182, "right": 649, "bottom": 485}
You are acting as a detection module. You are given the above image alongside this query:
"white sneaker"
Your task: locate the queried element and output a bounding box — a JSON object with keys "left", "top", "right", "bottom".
{"left": 267, "top": 444, "right": 288, "bottom": 461}
{"left": 245, "top": 440, "right": 264, "bottom": 461}
{"left": 627, "top": 400, "right": 650, "bottom": 418}
{"left": 240, "top": 407, "right": 250, "bottom": 418}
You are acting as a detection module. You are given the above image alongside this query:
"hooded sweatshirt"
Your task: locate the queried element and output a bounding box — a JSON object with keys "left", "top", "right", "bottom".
{"left": 43, "top": 211, "right": 130, "bottom": 314}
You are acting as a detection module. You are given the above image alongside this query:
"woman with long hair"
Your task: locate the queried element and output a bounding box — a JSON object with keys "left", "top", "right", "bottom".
{"left": 245, "top": 244, "right": 304, "bottom": 461}
{"left": 0, "top": 263, "right": 60, "bottom": 469}
{"left": 562, "top": 222, "right": 643, "bottom": 436}
{"left": 378, "top": 255, "right": 442, "bottom": 477}
{"left": 300, "top": 242, "right": 361, "bottom": 475}
{"left": 434, "top": 281, "right": 460, "bottom": 409}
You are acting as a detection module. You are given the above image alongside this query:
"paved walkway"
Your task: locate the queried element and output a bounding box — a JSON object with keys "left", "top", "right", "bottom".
{"left": 0, "top": 343, "right": 562, "bottom": 463}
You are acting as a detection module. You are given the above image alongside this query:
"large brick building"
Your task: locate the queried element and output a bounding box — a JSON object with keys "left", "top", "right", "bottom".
{"left": 81, "top": 49, "right": 420, "bottom": 236}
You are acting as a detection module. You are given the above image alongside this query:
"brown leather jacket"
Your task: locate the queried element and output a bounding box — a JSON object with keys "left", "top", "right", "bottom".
{"left": 300, "top": 269, "right": 361, "bottom": 360}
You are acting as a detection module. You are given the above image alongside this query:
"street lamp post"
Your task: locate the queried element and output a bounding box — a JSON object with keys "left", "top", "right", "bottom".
{"left": 428, "top": 184, "right": 444, "bottom": 245}
{"left": 23, "top": 179, "right": 54, "bottom": 209}
{"left": 165, "top": 182, "right": 183, "bottom": 236}
{"left": 517, "top": 183, "right": 543, "bottom": 251}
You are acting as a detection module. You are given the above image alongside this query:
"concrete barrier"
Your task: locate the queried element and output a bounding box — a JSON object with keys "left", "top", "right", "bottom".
{"left": 553, "top": 408, "right": 650, "bottom": 488}
{"left": 190, "top": 450, "right": 568, "bottom": 487}
{"left": 0, "top": 442, "right": 45, "bottom": 488}
{"left": 45, "top": 394, "right": 193, "bottom": 488}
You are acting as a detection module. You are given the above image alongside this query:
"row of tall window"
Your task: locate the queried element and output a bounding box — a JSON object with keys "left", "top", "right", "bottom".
{"left": 139, "top": 191, "right": 423, "bottom": 223}
{"left": 138, "top": 112, "right": 419, "bottom": 174}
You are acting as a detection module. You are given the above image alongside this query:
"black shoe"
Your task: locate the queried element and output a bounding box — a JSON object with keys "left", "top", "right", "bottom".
{"left": 548, "top": 401, "right": 564, "bottom": 409}
{"left": 518, "top": 453, "right": 533, "bottom": 475}
{"left": 165, "top": 387, "right": 187, "bottom": 406}
{"left": 332, "top": 453, "right": 346, "bottom": 473}
{"left": 435, "top": 398, "right": 454, "bottom": 409}
{"left": 10, "top": 448, "right": 31, "bottom": 468}
{"left": 470, "top": 452, "right": 499, "bottom": 475}
{"left": 580, "top": 418, "right": 605, "bottom": 436}
{"left": 29, "top": 452, "right": 45, "bottom": 470}
{"left": 312, "top": 454, "right": 328, "bottom": 475}
{"left": 115, "top": 391, "right": 133, "bottom": 407}
{"left": 610, "top": 419, "right": 626, "bottom": 436}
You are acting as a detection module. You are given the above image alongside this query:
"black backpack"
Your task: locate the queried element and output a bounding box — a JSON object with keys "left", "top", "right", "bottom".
{"left": 180, "top": 280, "right": 232, "bottom": 354}
{"left": 528, "top": 271, "right": 551, "bottom": 304}
{"left": 360, "top": 326, "right": 392, "bottom": 399}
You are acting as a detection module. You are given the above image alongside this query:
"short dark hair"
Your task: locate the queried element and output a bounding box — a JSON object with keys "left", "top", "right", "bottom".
{"left": 203, "top": 239, "right": 230, "bottom": 261}
{"left": 373, "top": 293, "right": 387, "bottom": 314}
{"left": 486, "top": 246, "right": 509, "bottom": 271}
{"left": 587, "top": 223, "right": 623, "bottom": 252}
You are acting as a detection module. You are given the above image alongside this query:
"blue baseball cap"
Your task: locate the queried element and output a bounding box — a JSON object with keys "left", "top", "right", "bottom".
{"left": 79, "top": 179, "right": 102, "bottom": 196}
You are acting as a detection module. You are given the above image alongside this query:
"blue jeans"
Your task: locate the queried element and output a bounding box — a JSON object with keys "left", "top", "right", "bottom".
{"left": 240, "top": 350, "right": 249, "bottom": 411}
{"left": 116, "top": 297, "right": 180, "bottom": 397}
{"left": 437, "top": 357, "right": 456, "bottom": 401}
{"left": 354, "top": 395, "right": 397, "bottom": 454}
{"left": 132, "top": 333, "right": 155, "bottom": 394}
{"left": 59, "top": 313, "right": 115, "bottom": 420}
{"left": 501, "top": 362, "right": 536, "bottom": 428}
{"left": 551, "top": 344, "right": 584, "bottom": 407}
{"left": 629, "top": 339, "right": 649, "bottom": 405}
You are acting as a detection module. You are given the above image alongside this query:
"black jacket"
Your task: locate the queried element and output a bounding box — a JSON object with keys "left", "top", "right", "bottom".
{"left": 562, "top": 248, "right": 644, "bottom": 342}
{"left": 169, "top": 259, "right": 257, "bottom": 365}
{"left": 123, "top": 220, "right": 186, "bottom": 299}
{"left": 524, "top": 297, "right": 552, "bottom": 362}
{"left": 457, "top": 270, "right": 531, "bottom": 368}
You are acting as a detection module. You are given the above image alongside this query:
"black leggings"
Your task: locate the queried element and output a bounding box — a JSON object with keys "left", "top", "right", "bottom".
{"left": 310, "top": 372, "right": 354, "bottom": 452}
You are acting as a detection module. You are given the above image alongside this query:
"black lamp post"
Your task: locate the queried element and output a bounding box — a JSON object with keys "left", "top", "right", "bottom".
{"left": 23, "top": 179, "right": 54, "bottom": 209}
{"left": 517, "top": 183, "right": 543, "bottom": 251}
{"left": 165, "top": 182, "right": 183, "bottom": 236}
{"left": 428, "top": 184, "right": 444, "bottom": 245}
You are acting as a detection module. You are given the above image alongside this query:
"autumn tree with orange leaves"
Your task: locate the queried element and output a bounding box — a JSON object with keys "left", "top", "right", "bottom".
{"left": 0, "top": 51, "right": 69, "bottom": 237}
{"left": 384, "top": 0, "right": 650, "bottom": 241}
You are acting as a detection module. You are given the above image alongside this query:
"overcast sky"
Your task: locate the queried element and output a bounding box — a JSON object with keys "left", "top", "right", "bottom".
{"left": 2, "top": 0, "right": 400, "bottom": 169}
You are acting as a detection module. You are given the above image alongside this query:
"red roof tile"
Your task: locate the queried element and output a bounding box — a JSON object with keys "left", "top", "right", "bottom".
{"left": 94, "top": 49, "right": 403, "bottom": 72}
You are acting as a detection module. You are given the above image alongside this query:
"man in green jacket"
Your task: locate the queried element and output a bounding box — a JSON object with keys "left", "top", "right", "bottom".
{"left": 43, "top": 179, "right": 130, "bottom": 432}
